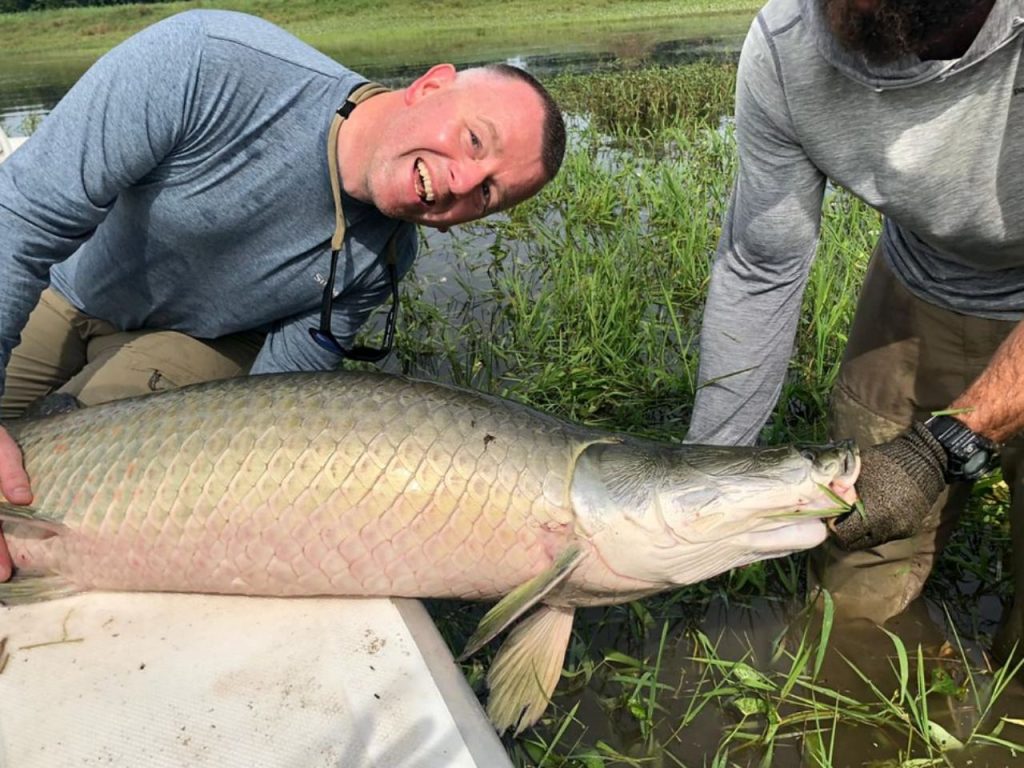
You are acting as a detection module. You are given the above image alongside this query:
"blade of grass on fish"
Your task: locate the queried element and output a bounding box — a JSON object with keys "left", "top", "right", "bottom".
{"left": 767, "top": 483, "right": 853, "bottom": 521}
{"left": 0, "top": 574, "right": 80, "bottom": 606}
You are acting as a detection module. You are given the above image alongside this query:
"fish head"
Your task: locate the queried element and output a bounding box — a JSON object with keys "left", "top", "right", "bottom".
{"left": 570, "top": 440, "right": 860, "bottom": 588}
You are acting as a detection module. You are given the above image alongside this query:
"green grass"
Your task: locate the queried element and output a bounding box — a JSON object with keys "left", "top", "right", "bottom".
{"left": 0, "top": 0, "right": 759, "bottom": 56}
{"left": 505, "top": 594, "right": 1024, "bottom": 767}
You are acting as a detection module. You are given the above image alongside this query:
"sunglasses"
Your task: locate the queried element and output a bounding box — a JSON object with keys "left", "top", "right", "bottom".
{"left": 311, "top": 83, "right": 399, "bottom": 362}
{"left": 308, "top": 246, "right": 399, "bottom": 362}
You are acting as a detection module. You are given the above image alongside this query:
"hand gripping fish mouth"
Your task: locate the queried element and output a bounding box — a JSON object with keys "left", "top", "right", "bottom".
{"left": 569, "top": 439, "right": 861, "bottom": 587}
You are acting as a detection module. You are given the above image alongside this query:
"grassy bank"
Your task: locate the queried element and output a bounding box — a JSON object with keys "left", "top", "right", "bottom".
{"left": 0, "top": 0, "right": 759, "bottom": 56}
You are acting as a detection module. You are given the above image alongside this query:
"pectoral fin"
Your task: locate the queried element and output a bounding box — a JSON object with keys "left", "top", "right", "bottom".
{"left": 459, "top": 544, "right": 583, "bottom": 660}
{"left": 0, "top": 574, "right": 79, "bottom": 606}
{"left": 486, "top": 604, "right": 575, "bottom": 734}
{"left": 0, "top": 502, "right": 67, "bottom": 537}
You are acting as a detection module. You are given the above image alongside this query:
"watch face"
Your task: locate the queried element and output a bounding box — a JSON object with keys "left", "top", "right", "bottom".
{"left": 963, "top": 451, "right": 989, "bottom": 476}
{"left": 926, "top": 415, "right": 999, "bottom": 482}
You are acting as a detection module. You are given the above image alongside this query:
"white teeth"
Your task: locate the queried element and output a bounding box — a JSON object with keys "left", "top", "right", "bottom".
{"left": 416, "top": 159, "right": 435, "bottom": 203}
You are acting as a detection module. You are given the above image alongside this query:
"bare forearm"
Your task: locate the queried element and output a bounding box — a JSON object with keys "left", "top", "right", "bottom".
{"left": 950, "top": 318, "right": 1024, "bottom": 442}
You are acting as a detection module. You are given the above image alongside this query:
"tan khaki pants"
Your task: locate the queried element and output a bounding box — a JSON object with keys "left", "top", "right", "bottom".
{"left": 1, "top": 289, "right": 264, "bottom": 419}
{"left": 812, "top": 248, "right": 1024, "bottom": 658}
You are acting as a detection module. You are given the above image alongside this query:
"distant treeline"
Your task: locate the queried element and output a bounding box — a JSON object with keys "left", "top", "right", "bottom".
{"left": 1, "top": 0, "right": 172, "bottom": 11}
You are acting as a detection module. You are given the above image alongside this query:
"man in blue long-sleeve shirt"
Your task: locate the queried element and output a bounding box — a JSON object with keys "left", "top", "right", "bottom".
{"left": 0, "top": 10, "right": 566, "bottom": 579}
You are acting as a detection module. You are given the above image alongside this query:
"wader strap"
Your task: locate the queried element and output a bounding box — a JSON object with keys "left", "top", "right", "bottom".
{"left": 326, "top": 82, "right": 398, "bottom": 266}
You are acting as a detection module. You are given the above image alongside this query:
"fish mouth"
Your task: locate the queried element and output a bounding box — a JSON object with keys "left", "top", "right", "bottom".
{"left": 414, "top": 158, "right": 435, "bottom": 205}
{"left": 768, "top": 441, "right": 861, "bottom": 521}
{"left": 823, "top": 440, "right": 860, "bottom": 505}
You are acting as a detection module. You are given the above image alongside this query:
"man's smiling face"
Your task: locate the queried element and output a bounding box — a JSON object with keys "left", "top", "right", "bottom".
{"left": 358, "top": 65, "right": 549, "bottom": 229}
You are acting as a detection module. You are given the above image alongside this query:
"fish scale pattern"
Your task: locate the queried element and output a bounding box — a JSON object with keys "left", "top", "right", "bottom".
{"left": 8, "top": 372, "right": 591, "bottom": 600}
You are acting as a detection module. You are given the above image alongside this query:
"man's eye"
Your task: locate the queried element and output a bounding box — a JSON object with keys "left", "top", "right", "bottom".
{"left": 481, "top": 180, "right": 491, "bottom": 206}
{"left": 469, "top": 130, "right": 481, "bottom": 150}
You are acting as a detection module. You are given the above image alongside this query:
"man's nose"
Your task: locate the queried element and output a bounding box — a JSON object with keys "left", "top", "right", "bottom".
{"left": 449, "top": 160, "right": 487, "bottom": 197}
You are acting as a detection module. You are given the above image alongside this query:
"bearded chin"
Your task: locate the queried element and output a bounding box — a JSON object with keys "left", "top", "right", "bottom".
{"left": 822, "top": 0, "right": 916, "bottom": 63}
{"left": 821, "top": 0, "right": 981, "bottom": 64}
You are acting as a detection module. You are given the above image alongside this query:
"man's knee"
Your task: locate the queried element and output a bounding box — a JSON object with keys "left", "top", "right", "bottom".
{"left": 61, "top": 330, "right": 262, "bottom": 406}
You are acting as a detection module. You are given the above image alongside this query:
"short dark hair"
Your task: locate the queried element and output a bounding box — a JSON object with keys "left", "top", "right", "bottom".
{"left": 482, "top": 63, "right": 566, "bottom": 184}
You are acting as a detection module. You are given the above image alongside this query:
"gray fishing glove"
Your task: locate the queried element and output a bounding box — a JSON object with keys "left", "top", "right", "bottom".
{"left": 829, "top": 421, "right": 947, "bottom": 551}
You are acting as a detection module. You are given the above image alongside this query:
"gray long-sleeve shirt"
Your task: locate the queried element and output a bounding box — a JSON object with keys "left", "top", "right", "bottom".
{"left": 0, "top": 10, "right": 416, "bottom": 397}
{"left": 687, "top": 0, "right": 1024, "bottom": 446}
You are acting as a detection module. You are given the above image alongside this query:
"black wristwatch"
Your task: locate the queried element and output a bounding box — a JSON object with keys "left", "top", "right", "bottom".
{"left": 924, "top": 414, "right": 1000, "bottom": 482}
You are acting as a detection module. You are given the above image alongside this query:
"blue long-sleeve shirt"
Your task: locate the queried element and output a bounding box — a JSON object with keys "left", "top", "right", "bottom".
{"left": 0, "top": 10, "right": 416, "bottom": 397}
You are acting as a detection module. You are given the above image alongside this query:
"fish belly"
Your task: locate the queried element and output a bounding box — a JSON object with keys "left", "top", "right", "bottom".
{"left": 6, "top": 372, "right": 586, "bottom": 600}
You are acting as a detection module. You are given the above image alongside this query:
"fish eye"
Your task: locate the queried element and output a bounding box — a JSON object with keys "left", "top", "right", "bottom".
{"left": 481, "top": 180, "right": 492, "bottom": 207}
{"left": 799, "top": 449, "right": 817, "bottom": 462}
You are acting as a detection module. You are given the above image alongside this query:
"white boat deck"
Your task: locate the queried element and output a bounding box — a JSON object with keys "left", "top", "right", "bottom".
{"left": 1, "top": 594, "right": 511, "bottom": 768}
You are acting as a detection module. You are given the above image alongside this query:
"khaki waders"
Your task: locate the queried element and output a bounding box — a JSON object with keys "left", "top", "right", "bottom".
{"left": 0, "top": 288, "right": 264, "bottom": 419}
{"left": 811, "top": 247, "right": 1024, "bottom": 661}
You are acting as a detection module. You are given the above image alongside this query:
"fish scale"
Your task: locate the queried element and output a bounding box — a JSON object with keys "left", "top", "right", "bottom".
{"left": 6, "top": 371, "right": 584, "bottom": 599}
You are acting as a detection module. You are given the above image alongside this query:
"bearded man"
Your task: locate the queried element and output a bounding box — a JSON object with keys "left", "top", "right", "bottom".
{"left": 688, "top": 0, "right": 1024, "bottom": 660}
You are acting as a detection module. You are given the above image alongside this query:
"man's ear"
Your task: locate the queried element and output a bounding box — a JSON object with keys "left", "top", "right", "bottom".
{"left": 404, "top": 63, "right": 458, "bottom": 105}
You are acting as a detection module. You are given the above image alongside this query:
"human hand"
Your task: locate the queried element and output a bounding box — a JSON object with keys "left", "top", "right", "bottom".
{"left": 0, "top": 424, "right": 32, "bottom": 581}
{"left": 829, "top": 421, "right": 947, "bottom": 551}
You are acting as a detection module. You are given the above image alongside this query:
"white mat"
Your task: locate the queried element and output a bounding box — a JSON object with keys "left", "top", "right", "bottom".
{"left": 0, "top": 593, "right": 510, "bottom": 768}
